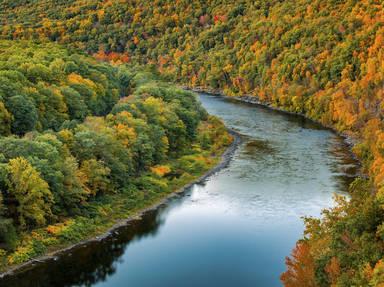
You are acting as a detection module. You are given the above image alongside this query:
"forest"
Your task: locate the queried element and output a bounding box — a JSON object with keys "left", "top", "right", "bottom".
{"left": 0, "top": 0, "right": 383, "bottom": 285}
{"left": 0, "top": 40, "right": 231, "bottom": 268}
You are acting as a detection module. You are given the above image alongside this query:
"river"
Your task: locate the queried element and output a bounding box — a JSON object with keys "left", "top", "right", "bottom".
{"left": 0, "top": 93, "right": 358, "bottom": 287}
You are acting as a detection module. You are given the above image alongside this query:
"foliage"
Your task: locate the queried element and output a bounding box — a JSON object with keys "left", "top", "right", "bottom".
{"left": 0, "top": 40, "right": 231, "bottom": 269}
{"left": 283, "top": 179, "right": 384, "bottom": 286}
{"left": 5, "top": 157, "right": 53, "bottom": 229}
{"left": 150, "top": 165, "right": 171, "bottom": 177}
{"left": 2, "top": 0, "right": 382, "bottom": 193}
{"left": 1, "top": 1, "right": 383, "bottom": 283}
{"left": 280, "top": 241, "right": 317, "bottom": 287}
{"left": 0, "top": 41, "right": 122, "bottom": 134}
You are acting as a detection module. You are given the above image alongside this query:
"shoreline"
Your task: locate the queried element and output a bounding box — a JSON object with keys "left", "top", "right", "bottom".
{"left": 1, "top": 86, "right": 362, "bottom": 279}
{"left": 0, "top": 129, "right": 242, "bottom": 279}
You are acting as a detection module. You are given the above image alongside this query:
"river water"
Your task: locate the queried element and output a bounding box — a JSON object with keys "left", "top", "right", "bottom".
{"left": 1, "top": 94, "right": 358, "bottom": 287}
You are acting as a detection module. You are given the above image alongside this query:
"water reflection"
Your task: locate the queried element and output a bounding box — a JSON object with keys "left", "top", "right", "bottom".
{"left": 0, "top": 94, "right": 359, "bottom": 287}
{"left": 1, "top": 204, "right": 175, "bottom": 287}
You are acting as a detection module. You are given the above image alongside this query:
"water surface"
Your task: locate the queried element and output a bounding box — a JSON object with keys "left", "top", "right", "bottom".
{"left": 1, "top": 94, "right": 357, "bottom": 287}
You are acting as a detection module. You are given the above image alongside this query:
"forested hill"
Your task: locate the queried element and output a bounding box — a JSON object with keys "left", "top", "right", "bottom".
{"left": 1, "top": 0, "right": 384, "bottom": 285}
{"left": 0, "top": 40, "right": 231, "bottom": 270}
{"left": 1, "top": 0, "right": 383, "bottom": 188}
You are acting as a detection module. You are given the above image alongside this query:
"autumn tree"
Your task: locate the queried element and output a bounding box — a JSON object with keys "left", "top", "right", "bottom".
{"left": 79, "top": 159, "right": 111, "bottom": 196}
{"left": 280, "top": 242, "right": 316, "bottom": 287}
{"left": 5, "top": 157, "right": 53, "bottom": 229}
{"left": 0, "top": 101, "right": 12, "bottom": 136}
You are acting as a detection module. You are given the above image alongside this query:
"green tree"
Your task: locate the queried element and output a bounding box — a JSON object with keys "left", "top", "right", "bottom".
{"left": 6, "top": 95, "right": 38, "bottom": 135}
{"left": 6, "top": 157, "right": 53, "bottom": 229}
{"left": 0, "top": 172, "right": 17, "bottom": 250}
{"left": 60, "top": 86, "right": 89, "bottom": 121}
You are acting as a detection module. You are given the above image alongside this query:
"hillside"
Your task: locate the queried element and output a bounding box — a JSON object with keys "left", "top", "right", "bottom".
{"left": 1, "top": 0, "right": 383, "bottom": 186}
{"left": 0, "top": 0, "right": 384, "bottom": 285}
{"left": 0, "top": 40, "right": 231, "bottom": 269}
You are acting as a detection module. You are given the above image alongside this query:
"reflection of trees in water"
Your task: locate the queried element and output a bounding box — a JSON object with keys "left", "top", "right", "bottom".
{"left": 327, "top": 137, "right": 359, "bottom": 192}
{"left": 2, "top": 206, "right": 170, "bottom": 287}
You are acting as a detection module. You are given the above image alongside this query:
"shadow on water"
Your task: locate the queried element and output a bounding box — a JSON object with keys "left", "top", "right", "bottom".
{"left": 328, "top": 137, "right": 360, "bottom": 192}
{"left": 224, "top": 97, "right": 327, "bottom": 131}
{"left": 0, "top": 191, "right": 194, "bottom": 287}
{"left": 0, "top": 94, "right": 360, "bottom": 287}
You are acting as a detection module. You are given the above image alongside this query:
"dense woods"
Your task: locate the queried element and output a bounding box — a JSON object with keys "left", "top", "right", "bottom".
{"left": 1, "top": 0, "right": 382, "bottom": 187}
{"left": 0, "top": 41, "right": 231, "bottom": 268}
{"left": 0, "top": 0, "right": 383, "bottom": 285}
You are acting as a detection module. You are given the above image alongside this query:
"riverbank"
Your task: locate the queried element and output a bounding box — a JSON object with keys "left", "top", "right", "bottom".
{"left": 0, "top": 128, "right": 241, "bottom": 280}
{"left": 2, "top": 90, "right": 363, "bottom": 287}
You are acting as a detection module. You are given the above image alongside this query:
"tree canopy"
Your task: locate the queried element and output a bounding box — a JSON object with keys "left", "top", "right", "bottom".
{"left": 0, "top": 0, "right": 383, "bottom": 284}
{"left": 0, "top": 42, "right": 231, "bottom": 268}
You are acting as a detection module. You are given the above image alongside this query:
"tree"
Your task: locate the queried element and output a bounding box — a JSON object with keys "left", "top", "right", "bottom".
{"left": 0, "top": 101, "right": 12, "bottom": 136}
{"left": 6, "top": 95, "right": 38, "bottom": 135}
{"left": 72, "top": 123, "right": 132, "bottom": 186}
{"left": 369, "top": 260, "right": 384, "bottom": 286}
{"left": 79, "top": 159, "right": 111, "bottom": 196}
{"left": 60, "top": 86, "right": 89, "bottom": 121}
{"left": 6, "top": 157, "right": 53, "bottom": 229}
{"left": 0, "top": 184, "right": 17, "bottom": 249}
{"left": 280, "top": 242, "right": 316, "bottom": 287}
